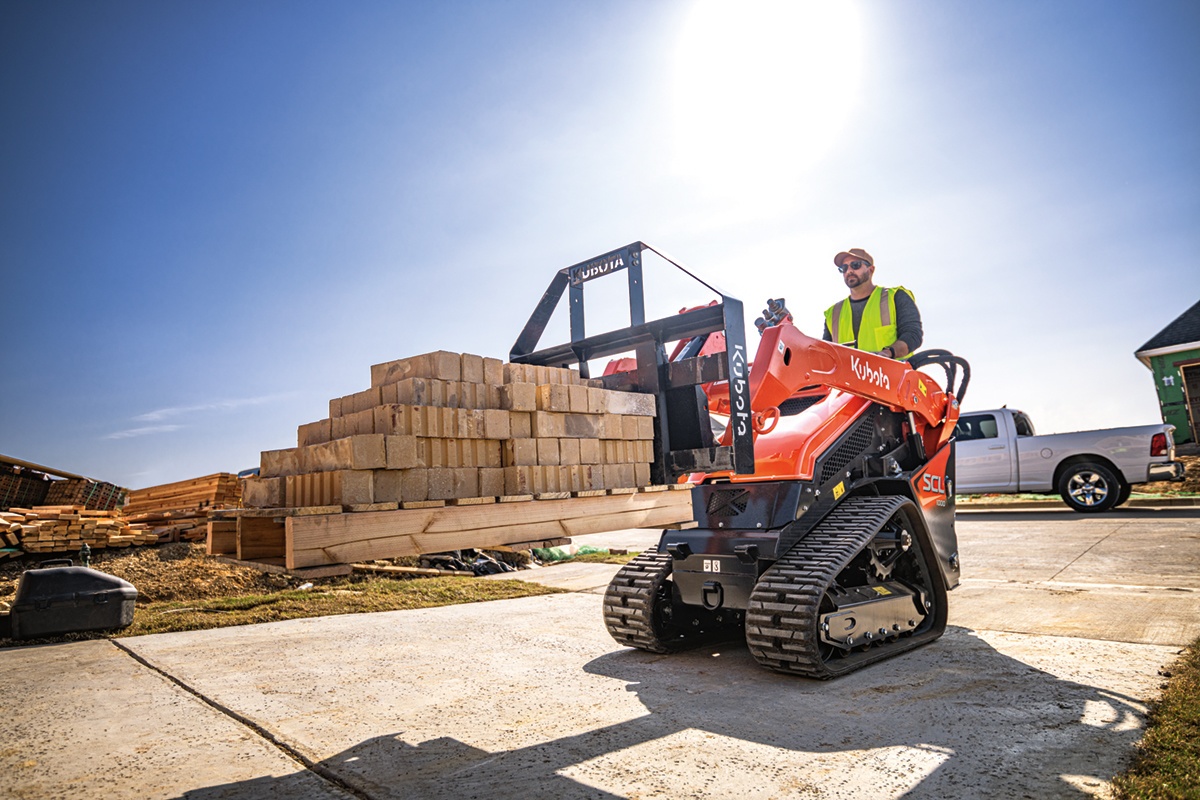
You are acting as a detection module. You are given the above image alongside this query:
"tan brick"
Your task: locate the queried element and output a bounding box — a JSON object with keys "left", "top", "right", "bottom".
{"left": 385, "top": 435, "right": 421, "bottom": 469}
{"left": 375, "top": 404, "right": 412, "bottom": 436}
{"left": 637, "top": 416, "right": 655, "bottom": 440}
{"left": 635, "top": 462, "right": 651, "bottom": 486}
{"left": 504, "top": 466, "right": 535, "bottom": 496}
{"left": 329, "top": 396, "right": 343, "bottom": 418}
{"left": 402, "top": 469, "right": 429, "bottom": 502}
{"left": 567, "top": 384, "right": 589, "bottom": 413}
{"left": 532, "top": 412, "right": 566, "bottom": 438}
{"left": 621, "top": 415, "right": 640, "bottom": 440}
{"left": 559, "top": 438, "right": 581, "bottom": 466}
{"left": 579, "top": 438, "right": 601, "bottom": 465}
{"left": 480, "top": 440, "right": 502, "bottom": 468}
{"left": 502, "top": 363, "right": 533, "bottom": 384}
{"left": 504, "top": 439, "right": 538, "bottom": 467}
{"left": 536, "top": 438, "right": 560, "bottom": 466}
{"left": 587, "top": 386, "right": 607, "bottom": 414}
{"left": 297, "top": 419, "right": 332, "bottom": 447}
{"left": 261, "top": 448, "right": 302, "bottom": 478}
{"left": 342, "top": 386, "right": 382, "bottom": 415}
{"left": 344, "top": 409, "right": 376, "bottom": 436}
{"left": 371, "top": 351, "right": 462, "bottom": 387}
{"left": 564, "top": 413, "right": 603, "bottom": 439}
{"left": 501, "top": 382, "right": 537, "bottom": 411}
{"left": 605, "top": 389, "right": 657, "bottom": 416}
{"left": 303, "top": 435, "right": 386, "bottom": 472}
{"left": 479, "top": 467, "right": 504, "bottom": 498}
{"left": 598, "top": 414, "right": 622, "bottom": 440}
{"left": 427, "top": 468, "right": 478, "bottom": 500}
{"left": 481, "top": 409, "right": 510, "bottom": 439}
{"left": 241, "top": 476, "right": 284, "bottom": 508}
{"left": 461, "top": 353, "right": 485, "bottom": 384}
{"left": 510, "top": 412, "right": 532, "bottom": 439}
{"left": 536, "top": 384, "right": 571, "bottom": 412}
{"left": 483, "top": 357, "right": 504, "bottom": 386}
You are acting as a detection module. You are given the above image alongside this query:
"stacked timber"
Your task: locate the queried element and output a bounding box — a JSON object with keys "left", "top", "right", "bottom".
{"left": 4, "top": 506, "right": 158, "bottom": 553}
{"left": 123, "top": 473, "right": 241, "bottom": 515}
{"left": 0, "top": 511, "right": 24, "bottom": 560}
{"left": 121, "top": 473, "right": 242, "bottom": 542}
{"left": 43, "top": 478, "right": 124, "bottom": 511}
{"left": 0, "top": 467, "right": 51, "bottom": 511}
{"left": 242, "top": 351, "right": 658, "bottom": 509}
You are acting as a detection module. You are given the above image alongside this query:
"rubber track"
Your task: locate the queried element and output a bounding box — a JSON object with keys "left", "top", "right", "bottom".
{"left": 602, "top": 548, "right": 680, "bottom": 653}
{"left": 745, "top": 495, "right": 932, "bottom": 679}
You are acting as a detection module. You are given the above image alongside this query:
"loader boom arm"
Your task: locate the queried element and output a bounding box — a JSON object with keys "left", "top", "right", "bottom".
{"left": 734, "top": 323, "right": 959, "bottom": 450}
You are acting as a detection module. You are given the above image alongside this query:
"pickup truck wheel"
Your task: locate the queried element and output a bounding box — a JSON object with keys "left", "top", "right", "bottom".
{"left": 1114, "top": 482, "right": 1133, "bottom": 508}
{"left": 1058, "top": 462, "right": 1120, "bottom": 513}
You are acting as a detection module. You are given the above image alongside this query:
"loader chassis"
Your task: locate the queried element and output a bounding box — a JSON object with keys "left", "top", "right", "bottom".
{"left": 603, "top": 403, "right": 959, "bottom": 679}
{"left": 513, "top": 243, "right": 968, "bottom": 678}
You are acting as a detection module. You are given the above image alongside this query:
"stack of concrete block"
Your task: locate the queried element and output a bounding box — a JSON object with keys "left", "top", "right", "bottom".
{"left": 242, "top": 351, "right": 658, "bottom": 509}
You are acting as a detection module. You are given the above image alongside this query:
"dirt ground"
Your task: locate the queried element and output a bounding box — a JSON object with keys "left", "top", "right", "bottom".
{"left": 0, "top": 543, "right": 320, "bottom": 609}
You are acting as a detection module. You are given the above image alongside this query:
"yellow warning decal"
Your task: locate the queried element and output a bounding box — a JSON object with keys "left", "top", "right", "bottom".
{"left": 872, "top": 586, "right": 892, "bottom": 596}
{"left": 919, "top": 380, "right": 928, "bottom": 397}
{"left": 833, "top": 481, "right": 845, "bottom": 500}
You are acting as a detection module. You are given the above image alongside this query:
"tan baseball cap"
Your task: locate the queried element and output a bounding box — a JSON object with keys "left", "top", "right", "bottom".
{"left": 834, "top": 248, "right": 874, "bottom": 267}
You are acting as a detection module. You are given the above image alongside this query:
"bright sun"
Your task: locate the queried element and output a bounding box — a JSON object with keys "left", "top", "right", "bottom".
{"left": 672, "top": 0, "right": 863, "bottom": 193}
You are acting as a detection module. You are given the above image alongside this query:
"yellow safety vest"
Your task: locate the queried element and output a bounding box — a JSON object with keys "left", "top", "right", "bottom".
{"left": 824, "top": 285, "right": 915, "bottom": 359}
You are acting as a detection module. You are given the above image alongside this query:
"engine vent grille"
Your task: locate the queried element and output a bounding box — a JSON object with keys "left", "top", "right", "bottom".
{"left": 706, "top": 488, "right": 750, "bottom": 517}
{"left": 818, "top": 417, "right": 876, "bottom": 485}
{"left": 779, "top": 396, "right": 823, "bottom": 416}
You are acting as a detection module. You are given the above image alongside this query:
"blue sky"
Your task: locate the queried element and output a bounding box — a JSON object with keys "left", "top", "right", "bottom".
{"left": 2, "top": 1, "right": 1198, "bottom": 489}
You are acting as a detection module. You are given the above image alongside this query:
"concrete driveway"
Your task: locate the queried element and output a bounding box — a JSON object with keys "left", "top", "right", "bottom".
{"left": 2, "top": 507, "right": 1198, "bottom": 799}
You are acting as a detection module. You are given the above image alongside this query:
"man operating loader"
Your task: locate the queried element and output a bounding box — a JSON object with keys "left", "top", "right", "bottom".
{"left": 822, "top": 247, "right": 923, "bottom": 360}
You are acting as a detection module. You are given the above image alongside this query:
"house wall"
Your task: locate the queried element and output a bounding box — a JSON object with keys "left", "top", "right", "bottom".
{"left": 1151, "top": 348, "right": 1200, "bottom": 443}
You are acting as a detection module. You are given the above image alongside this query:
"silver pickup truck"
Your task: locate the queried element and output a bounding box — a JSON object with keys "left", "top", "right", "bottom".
{"left": 954, "top": 407, "right": 1186, "bottom": 512}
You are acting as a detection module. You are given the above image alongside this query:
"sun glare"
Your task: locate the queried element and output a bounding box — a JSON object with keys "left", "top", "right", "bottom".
{"left": 672, "top": 1, "right": 863, "bottom": 194}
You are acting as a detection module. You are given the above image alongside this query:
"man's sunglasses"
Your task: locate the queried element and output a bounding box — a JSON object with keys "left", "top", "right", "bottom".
{"left": 838, "top": 260, "right": 870, "bottom": 273}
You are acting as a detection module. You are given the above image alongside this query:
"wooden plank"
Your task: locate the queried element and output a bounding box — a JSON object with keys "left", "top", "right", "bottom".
{"left": 285, "top": 489, "right": 694, "bottom": 568}
{"left": 237, "top": 516, "right": 285, "bottom": 560}
{"left": 207, "top": 520, "right": 238, "bottom": 556}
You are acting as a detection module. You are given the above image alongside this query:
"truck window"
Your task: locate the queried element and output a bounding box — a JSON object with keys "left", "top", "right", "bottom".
{"left": 1013, "top": 412, "right": 1035, "bottom": 437}
{"left": 955, "top": 414, "right": 999, "bottom": 441}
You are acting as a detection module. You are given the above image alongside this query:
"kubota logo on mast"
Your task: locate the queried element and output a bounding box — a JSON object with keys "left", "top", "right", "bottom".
{"left": 570, "top": 255, "right": 625, "bottom": 285}
{"left": 850, "top": 354, "right": 890, "bottom": 390}
{"left": 731, "top": 344, "right": 749, "bottom": 436}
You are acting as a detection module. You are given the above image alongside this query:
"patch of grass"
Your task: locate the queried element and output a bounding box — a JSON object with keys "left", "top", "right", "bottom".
{"left": 559, "top": 551, "right": 638, "bottom": 565}
{"left": 1, "top": 577, "right": 566, "bottom": 644}
{"left": 1112, "top": 637, "right": 1200, "bottom": 799}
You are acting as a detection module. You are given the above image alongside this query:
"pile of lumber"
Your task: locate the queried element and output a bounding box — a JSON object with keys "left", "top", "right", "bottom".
{"left": 2, "top": 506, "right": 158, "bottom": 553}
{"left": 242, "top": 351, "right": 658, "bottom": 509}
{"left": 43, "top": 478, "right": 123, "bottom": 511}
{"left": 123, "top": 473, "right": 241, "bottom": 516}
{"left": 0, "top": 468, "right": 51, "bottom": 511}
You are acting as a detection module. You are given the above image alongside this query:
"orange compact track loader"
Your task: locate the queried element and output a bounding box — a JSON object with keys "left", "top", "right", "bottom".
{"left": 511, "top": 243, "right": 970, "bottom": 678}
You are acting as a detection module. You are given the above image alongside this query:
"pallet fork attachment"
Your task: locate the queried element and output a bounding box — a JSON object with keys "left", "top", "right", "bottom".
{"left": 510, "top": 242, "right": 754, "bottom": 485}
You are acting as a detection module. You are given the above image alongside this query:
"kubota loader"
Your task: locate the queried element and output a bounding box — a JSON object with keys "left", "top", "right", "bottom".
{"left": 511, "top": 243, "right": 969, "bottom": 679}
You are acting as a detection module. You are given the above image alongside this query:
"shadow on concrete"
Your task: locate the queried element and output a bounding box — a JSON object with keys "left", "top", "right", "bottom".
{"left": 171, "top": 626, "right": 1147, "bottom": 800}
{"left": 958, "top": 506, "right": 1200, "bottom": 522}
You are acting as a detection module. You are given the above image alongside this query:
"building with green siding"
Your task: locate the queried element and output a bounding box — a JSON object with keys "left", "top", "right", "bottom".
{"left": 1135, "top": 298, "right": 1200, "bottom": 444}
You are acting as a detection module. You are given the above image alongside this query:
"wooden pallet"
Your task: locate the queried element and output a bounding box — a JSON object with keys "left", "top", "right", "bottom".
{"left": 212, "top": 485, "right": 694, "bottom": 569}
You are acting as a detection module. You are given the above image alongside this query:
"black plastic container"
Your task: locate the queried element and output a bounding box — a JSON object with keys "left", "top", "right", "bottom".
{"left": 1, "top": 560, "right": 137, "bottom": 640}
